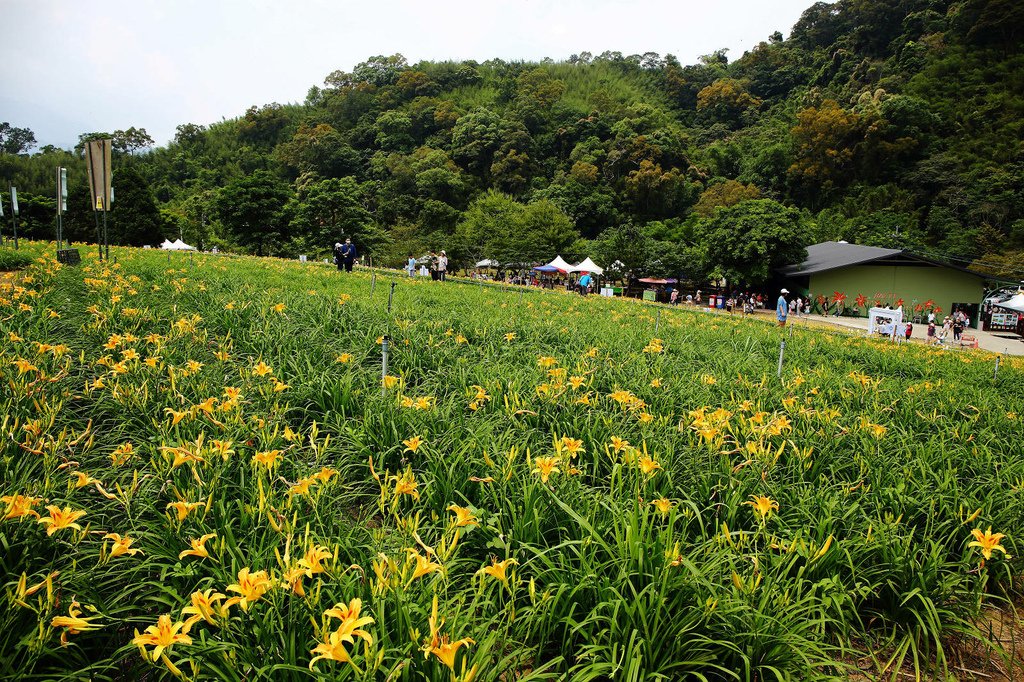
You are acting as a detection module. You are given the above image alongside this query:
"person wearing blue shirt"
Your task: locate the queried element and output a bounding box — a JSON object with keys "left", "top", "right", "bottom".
{"left": 578, "top": 272, "right": 592, "bottom": 296}
{"left": 777, "top": 288, "right": 789, "bottom": 327}
{"left": 340, "top": 238, "right": 357, "bottom": 272}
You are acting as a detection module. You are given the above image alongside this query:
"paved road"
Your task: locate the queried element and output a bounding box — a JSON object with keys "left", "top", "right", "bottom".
{"left": 789, "top": 313, "right": 1024, "bottom": 356}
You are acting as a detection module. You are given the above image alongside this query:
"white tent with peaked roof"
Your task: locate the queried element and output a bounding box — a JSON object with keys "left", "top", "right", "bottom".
{"left": 996, "top": 292, "right": 1024, "bottom": 313}
{"left": 161, "top": 239, "right": 196, "bottom": 251}
{"left": 569, "top": 257, "right": 604, "bottom": 275}
{"left": 545, "top": 255, "right": 573, "bottom": 272}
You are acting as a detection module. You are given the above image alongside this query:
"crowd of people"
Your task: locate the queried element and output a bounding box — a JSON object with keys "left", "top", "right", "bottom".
{"left": 405, "top": 251, "right": 449, "bottom": 281}
{"left": 329, "top": 241, "right": 984, "bottom": 347}
{"left": 924, "top": 309, "right": 971, "bottom": 345}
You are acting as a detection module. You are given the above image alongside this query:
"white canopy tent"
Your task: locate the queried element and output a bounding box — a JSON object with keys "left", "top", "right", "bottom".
{"left": 160, "top": 239, "right": 196, "bottom": 251}
{"left": 545, "top": 255, "right": 574, "bottom": 272}
{"left": 996, "top": 292, "right": 1024, "bottom": 313}
{"left": 569, "top": 257, "right": 604, "bottom": 275}
{"left": 475, "top": 259, "right": 499, "bottom": 268}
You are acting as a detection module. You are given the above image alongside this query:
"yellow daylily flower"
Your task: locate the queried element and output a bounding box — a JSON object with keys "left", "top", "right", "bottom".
{"left": 3, "top": 493, "right": 41, "bottom": 521}
{"left": 132, "top": 614, "right": 192, "bottom": 674}
{"left": 745, "top": 495, "right": 779, "bottom": 521}
{"left": 638, "top": 455, "right": 661, "bottom": 476}
{"left": 391, "top": 469, "right": 420, "bottom": 499}
{"left": 532, "top": 456, "right": 560, "bottom": 483}
{"left": 609, "top": 436, "right": 630, "bottom": 454}
{"left": 51, "top": 598, "right": 103, "bottom": 646}
{"left": 179, "top": 533, "right": 217, "bottom": 560}
{"left": 166, "top": 501, "right": 204, "bottom": 522}
{"left": 37, "top": 505, "right": 86, "bottom": 536}
{"left": 252, "top": 450, "right": 282, "bottom": 469}
{"left": 969, "top": 527, "right": 1008, "bottom": 561}
{"left": 310, "top": 598, "right": 374, "bottom": 670}
{"left": 252, "top": 361, "right": 273, "bottom": 377}
{"left": 103, "top": 533, "right": 143, "bottom": 558}
{"left": 421, "top": 595, "right": 473, "bottom": 671}
{"left": 181, "top": 588, "right": 226, "bottom": 628}
{"left": 448, "top": 504, "right": 478, "bottom": 528}
{"left": 478, "top": 557, "right": 517, "bottom": 587}
{"left": 225, "top": 568, "right": 274, "bottom": 612}
{"left": 299, "top": 544, "right": 333, "bottom": 577}
{"left": 651, "top": 498, "right": 674, "bottom": 516}
{"left": 402, "top": 435, "right": 423, "bottom": 453}
{"left": 407, "top": 549, "right": 441, "bottom": 582}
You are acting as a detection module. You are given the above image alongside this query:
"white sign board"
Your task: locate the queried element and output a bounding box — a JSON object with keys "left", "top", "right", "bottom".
{"left": 600, "top": 287, "right": 615, "bottom": 297}
{"left": 868, "top": 307, "right": 903, "bottom": 337}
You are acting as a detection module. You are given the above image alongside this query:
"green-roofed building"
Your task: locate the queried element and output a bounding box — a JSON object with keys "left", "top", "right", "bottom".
{"left": 781, "top": 241, "right": 986, "bottom": 322}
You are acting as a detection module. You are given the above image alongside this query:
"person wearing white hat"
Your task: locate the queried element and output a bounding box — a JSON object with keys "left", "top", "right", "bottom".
{"left": 777, "top": 288, "right": 790, "bottom": 327}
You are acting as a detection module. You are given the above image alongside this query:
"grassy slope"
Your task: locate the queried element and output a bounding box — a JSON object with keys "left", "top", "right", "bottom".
{"left": 1, "top": 242, "right": 1023, "bottom": 680}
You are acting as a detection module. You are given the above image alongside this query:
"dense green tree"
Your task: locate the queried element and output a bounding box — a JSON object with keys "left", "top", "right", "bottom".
{"left": 110, "top": 166, "right": 165, "bottom": 246}
{"left": 112, "top": 127, "right": 155, "bottom": 156}
{"left": 697, "top": 199, "right": 808, "bottom": 285}
{"left": 0, "top": 122, "right": 36, "bottom": 155}
{"left": 276, "top": 124, "right": 360, "bottom": 179}
{"left": 290, "top": 177, "right": 375, "bottom": 249}
{"left": 215, "top": 171, "right": 292, "bottom": 255}
{"left": 693, "top": 180, "right": 762, "bottom": 218}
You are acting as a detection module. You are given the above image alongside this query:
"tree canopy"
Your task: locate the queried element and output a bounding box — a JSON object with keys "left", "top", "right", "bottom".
{"left": 4, "top": 0, "right": 1023, "bottom": 279}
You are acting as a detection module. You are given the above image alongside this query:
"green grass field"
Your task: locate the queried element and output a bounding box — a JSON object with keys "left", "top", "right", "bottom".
{"left": 2, "top": 243, "right": 1023, "bottom": 681}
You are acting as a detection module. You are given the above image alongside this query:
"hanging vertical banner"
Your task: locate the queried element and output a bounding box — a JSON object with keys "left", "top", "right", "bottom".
{"left": 11, "top": 187, "right": 19, "bottom": 216}
{"left": 85, "top": 138, "right": 112, "bottom": 212}
{"left": 57, "top": 167, "right": 68, "bottom": 214}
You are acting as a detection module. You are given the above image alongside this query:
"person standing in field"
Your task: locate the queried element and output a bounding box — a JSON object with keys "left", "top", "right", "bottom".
{"left": 926, "top": 321, "right": 936, "bottom": 344}
{"left": 438, "top": 250, "right": 448, "bottom": 282}
{"left": 333, "top": 242, "right": 344, "bottom": 271}
{"left": 578, "top": 272, "right": 592, "bottom": 296}
{"left": 340, "top": 238, "right": 357, "bottom": 272}
{"left": 406, "top": 254, "right": 416, "bottom": 277}
{"left": 777, "top": 288, "right": 789, "bottom": 327}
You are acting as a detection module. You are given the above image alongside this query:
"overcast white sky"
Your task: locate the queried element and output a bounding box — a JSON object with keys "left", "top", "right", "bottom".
{"left": 3, "top": 0, "right": 815, "bottom": 150}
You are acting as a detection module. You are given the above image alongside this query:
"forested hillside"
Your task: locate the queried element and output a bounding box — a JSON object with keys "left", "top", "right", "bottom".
{"left": 2, "top": 0, "right": 1022, "bottom": 282}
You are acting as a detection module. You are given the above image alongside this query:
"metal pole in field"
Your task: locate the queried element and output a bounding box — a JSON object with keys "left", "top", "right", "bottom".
{"left": 371, "top": 273, "right": 376, "bottom": 295}
{"left": 381, "top": 334, "right": 390, "bottom": 396}
{"left": 994, "top": 356, "right": 1000, "bottom": 380}
{"left": 777, "top": 341, "right": 786, "bottom": 379}
{"left": 102, "top": 209, "right": 109, "bottom": 261}
{"left": 95, "top": 212, "right": 102, "bottom": 261}
{"left": 387, "top": 281, "right": 396, "bottom": 314}
{"left": 655, "top": 308, "right": 661, "bottom": 333}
